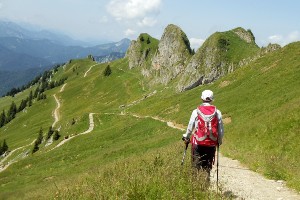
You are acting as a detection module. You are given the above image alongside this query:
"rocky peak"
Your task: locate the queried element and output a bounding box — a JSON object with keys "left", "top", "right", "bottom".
{"left": 261, "top": 43, "right": 281, "bottom": 54}
{"left": 125, "top": 33, "right": 158, "bottom": 69}
{"left": 233, "top": 27, "right": 255, "bottom": 43}
{"left": 150, "top": 24, "right": 192, "bottom": 84}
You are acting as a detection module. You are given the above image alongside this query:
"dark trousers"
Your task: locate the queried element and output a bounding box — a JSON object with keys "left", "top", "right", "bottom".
{"left": 192, "top": 144, "right": 216, "bottom": 172}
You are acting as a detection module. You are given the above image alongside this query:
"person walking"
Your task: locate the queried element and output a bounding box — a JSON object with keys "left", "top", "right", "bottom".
{"left": 182, "top": 89, "right": 224, "bottom": 181}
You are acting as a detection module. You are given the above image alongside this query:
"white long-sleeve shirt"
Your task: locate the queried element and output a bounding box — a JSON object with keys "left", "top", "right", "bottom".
{"left": 182, "top": 103, "right": 224, "bottom": 145}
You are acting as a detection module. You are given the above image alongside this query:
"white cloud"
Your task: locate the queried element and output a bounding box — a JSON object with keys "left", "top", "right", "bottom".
{"left": 137, "top": 17, "right": 157, "bottom": 27}
{"left": 268, "top": 35, "right": 282, "bottom": 43}
{"left": 124, "top": 28, "right": 136, "bottom": 36}
{"left": 99, "top": 16, "right": 108, "bottom": 23}
{"left": 268, "top": 31, "right": 300, "bottom": 46}
{"left": 0, "top": 2, "right": 2, "bottom": 9}
{"left": 106, "top": 0, "right": 161, "bottom": 20}
{"left": 189, "top": 38, "right": 205, "bottom": 50}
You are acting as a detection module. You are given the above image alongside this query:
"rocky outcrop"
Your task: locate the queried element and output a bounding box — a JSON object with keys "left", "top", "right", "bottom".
{"left": 125, "top": 33, "right": 158, "bottom": 69}
{"left": 233, "top": 27, "right": 255, "bottom": 43}
{"left": 177, "top": 28, "right": 260, "bottom": 91}
{"left": 125, "top": 25, "right": 281, "bottom": 92}
{"left": 261, "top": 43, "right": 281, "bottom": 54}
{"left": 149, "top": 24, "right": 193, "bottom": 84}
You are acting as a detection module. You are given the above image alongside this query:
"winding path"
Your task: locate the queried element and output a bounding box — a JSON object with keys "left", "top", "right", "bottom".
{"left": 51, "top": 113, "right": 95, "bottom": 150}
{"left": 84, "top": 63, "right": 98, "bottom": 77}
{"left": 52, "top": 94, "right": 60, "bottom": 128}
{"left": 123, "top": 112, "right": 300, "bottom": 199}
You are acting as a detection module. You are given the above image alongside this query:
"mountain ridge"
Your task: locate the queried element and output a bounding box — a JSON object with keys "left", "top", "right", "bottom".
{"left": 126, "top": 25, "right": 280, "bottom": 91}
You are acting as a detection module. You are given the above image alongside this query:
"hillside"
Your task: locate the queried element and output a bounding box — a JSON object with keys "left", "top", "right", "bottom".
{"left": 0, "top": 20, "right": 130, "bottom": 96}
{"left": 0, "top": 25, "right": 300, "bottom": 199}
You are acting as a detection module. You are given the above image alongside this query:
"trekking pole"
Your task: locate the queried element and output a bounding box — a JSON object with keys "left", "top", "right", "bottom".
{"left": 216, "top": 143, "right": 220, "bottom": 191}
{"left": 181, "top": 140, "right": 189, "bottom": 166}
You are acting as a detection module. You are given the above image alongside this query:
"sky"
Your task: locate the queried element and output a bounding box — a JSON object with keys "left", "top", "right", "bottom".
{"left": 0, "top": 0, "right": 299, "bottom": 49}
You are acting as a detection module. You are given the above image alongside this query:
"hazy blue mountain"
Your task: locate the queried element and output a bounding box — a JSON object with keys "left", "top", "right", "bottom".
{"left": 0, "top": 20, "right": 130, "bottom": 95}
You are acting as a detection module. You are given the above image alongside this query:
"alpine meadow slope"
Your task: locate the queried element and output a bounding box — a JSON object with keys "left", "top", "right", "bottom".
{"left": 0, "top": 24, "right": 300, "bottom": 199}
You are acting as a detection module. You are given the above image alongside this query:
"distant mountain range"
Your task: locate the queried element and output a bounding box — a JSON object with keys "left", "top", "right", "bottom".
{"left": 0, "top": 20, "right": 130, "bottom": 95}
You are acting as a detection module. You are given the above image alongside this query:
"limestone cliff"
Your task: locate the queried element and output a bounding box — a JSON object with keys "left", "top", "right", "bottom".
{"left": 149, "top": 24, "right": 193, "bottom": 84}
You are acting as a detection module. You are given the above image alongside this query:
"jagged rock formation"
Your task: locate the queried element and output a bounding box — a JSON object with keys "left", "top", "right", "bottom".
{"left": 232, "top": 27, "right": 255, "bottom": 43}
{"left": 126, "top": 24, "right": 281, "bottom": 92}
{"left": 150, "top": 24, "right": 193, "bottom": 84}
{"left": 125, "top": 33, "right": 159, "bottom": 69}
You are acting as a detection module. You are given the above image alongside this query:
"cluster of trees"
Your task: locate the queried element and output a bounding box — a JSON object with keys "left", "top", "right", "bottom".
{"left": 1, "top": 70, "right": 67, "bottom": 128}
{"left": 139, "top": 35, "right": 151, "bottom": 44}
{"left": 5, "top": 64, "right": 62, "bottom": 97}
{"left": 0, "top": 139, "right": 8, "bottom": 156}
{"left": 32, "top": 126, "right": 60, "bottom": 153}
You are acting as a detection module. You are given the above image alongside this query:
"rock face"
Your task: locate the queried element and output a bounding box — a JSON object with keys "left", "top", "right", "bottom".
{"left": 125, "top": 25, "right": 280, "bottom": 92}
{"left": 150, "top": 24, "right": 193, "bottom": 84}
{"left": 232, "top": 27, "right": 255, "bottom": 43}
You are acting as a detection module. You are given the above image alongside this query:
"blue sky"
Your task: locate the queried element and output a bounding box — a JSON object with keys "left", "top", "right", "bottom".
{"left": 0, "top": 0, "right": 299, "bottom": 49}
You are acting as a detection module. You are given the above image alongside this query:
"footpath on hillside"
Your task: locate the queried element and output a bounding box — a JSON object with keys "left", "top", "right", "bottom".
{"left": 126, "top": 111, "right": 300, "bottom": 199}
{"left": 2, "top": 66, "right": 300, "bottom": 199}
{"left": 118, "top": 88, "right": 300, "bottom": 200}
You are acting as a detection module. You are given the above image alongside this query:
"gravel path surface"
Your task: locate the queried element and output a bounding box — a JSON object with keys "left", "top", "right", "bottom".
{"left": 129, "top": 112, "right": 300, "bottom": 200}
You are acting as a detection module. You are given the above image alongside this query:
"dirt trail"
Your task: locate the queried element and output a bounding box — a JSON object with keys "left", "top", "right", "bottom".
{"left": 84, "top": 63, "right": 98, "bottom": 77}
{"left": 52, "top": 94, "right": 60, "bottom": 128}
{"left": 51, "top": 113, "right": 95, "bottom": 150}
{"left": 127, "top": 112, "right": 300, "bottom": 200}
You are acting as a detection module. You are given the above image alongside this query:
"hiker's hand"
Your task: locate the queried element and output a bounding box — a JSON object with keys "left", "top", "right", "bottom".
{"left": 182, "top": 137, "right": 190, "bottom": 145}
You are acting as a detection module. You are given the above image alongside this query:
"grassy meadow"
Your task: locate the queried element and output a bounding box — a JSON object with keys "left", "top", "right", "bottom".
{"left": 0, "top": 41, "right": 300, "bottom": 199}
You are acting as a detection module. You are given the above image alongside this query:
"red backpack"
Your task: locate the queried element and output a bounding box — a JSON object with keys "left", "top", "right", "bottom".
{"left": 193, "top": 105, "right": 219, "bottom": 146}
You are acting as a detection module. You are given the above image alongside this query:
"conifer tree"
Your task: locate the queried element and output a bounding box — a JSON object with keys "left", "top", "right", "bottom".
{"left": 36, "top": 127, "right": 44, "bottom": 145}
{"left": 2, "top": 139, "right": 8, "bottom": 152}
{"left": 7, "top": 101, "right": 17, "bottom": 122}
{"left": 0, "top": 110, "right": 6, "bottom": 127}
{"left": 103, "top": 65, "right": 112, "bottom": 76}
{"left": 32, "top": 128, "right": 43, "bottom": 153}
{"left": 53, "top": 130, "right": 60, "bottom": 140}
{"left": 28, "top": 91, "right": 33, "bottom": 107}
{"left": 18, "top": 99, "right": 27, "bottom": 112}
{"left": 46, "top": 126, "right": 54, "bottom": 140}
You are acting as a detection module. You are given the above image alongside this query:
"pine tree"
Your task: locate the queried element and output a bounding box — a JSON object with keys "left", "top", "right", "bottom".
{"left": 36, "top": 127, "right": 44, "bottom": 145}
{"left": 7, "top": 101, "right": 17, "bottom": 122}
{"left": 103, "top": 65, "right": 112, "bottom": 77}
{"left": 46, "top": 126, "right": 54, "bottom": 140}
{"left": 34, "top": 85, "right": 40, "bottom": 98}
{"left": 18, "top": 99, "right": 27, "bottom": 112}
{"left": 0, "top": 110, "right": 6, "bottom": 127}
{"left": 2, "top": 139, "right": 8, "bottom": 152}
{"left": 32, "top": 128, "right": 43, "bottom": 154}
{"left": 32, "top": 142, "right": 39, "bottom": 153}
{"left": 53, "top": 130, "right": 60, "bottom": 140}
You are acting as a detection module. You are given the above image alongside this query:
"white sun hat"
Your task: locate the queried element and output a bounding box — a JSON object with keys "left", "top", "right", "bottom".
{"left": 201, "top": 90, "right": 214, "bottom": 101}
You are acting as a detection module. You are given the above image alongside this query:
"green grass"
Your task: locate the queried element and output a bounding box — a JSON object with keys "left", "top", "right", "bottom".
{"left": 0, "top": 41, "right": 300, "bottom": 199}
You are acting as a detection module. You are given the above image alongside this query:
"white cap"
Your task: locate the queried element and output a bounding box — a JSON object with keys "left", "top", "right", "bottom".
{"left": 201, "top": 90, "right": 214, "bottom": 101}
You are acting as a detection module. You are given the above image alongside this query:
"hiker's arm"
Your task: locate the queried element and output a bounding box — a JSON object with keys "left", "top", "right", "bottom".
{"left": 182, "top": 109, "right": 197, "bottom": 139}
{"left": 217, "top": 110, "right": 224, "bottom": 145}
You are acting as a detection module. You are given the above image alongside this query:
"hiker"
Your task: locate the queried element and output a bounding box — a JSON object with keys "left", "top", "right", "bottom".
{"left": 182, "top": 89, "right": 224, "bottom": 179}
